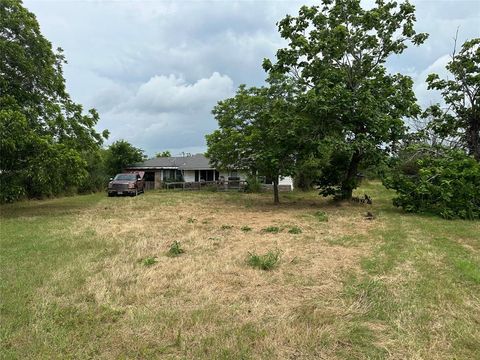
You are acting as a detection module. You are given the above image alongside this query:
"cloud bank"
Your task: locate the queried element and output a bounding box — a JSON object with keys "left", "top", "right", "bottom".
{"left": 25, "top": 0, "right": 480, "bottom": 156}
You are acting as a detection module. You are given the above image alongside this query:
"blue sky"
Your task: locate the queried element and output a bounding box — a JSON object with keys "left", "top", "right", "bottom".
{"left": 24, "top": 0, "right": 480, "bottom": 157}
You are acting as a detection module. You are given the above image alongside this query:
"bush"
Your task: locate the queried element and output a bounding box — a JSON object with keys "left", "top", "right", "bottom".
{"left": 246, "top": 249, "right": 281, "bottom": 270}
{"left": 241, "top": 226, "right": 252, "bottom": 232}
{"left": 167, "top": 241, "right": 185, "bottom": 257}
{"left": 384, "top": 146, "right": 480, "bottom": 220}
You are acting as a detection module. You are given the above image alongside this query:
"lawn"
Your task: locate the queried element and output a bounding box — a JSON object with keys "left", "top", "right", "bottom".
{"left": 1, "top": 182, "right": 479, "bottom": 359}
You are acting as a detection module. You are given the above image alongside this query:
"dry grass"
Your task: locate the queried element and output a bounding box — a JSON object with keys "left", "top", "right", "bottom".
{"left": 36, "top": 191, "right": 377, "bottom": 358}
{"left": 2, "top": 183, "right": 479, "bottom": 359}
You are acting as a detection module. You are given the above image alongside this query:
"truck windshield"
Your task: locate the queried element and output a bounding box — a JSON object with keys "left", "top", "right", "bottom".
{"left": 114, "top": 174, "right": 137, "bottom": 181}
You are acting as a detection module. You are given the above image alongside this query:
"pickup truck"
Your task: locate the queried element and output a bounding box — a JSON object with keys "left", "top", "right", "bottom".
{"left": 107, "top": 173, "right": 145, "bottom": 196}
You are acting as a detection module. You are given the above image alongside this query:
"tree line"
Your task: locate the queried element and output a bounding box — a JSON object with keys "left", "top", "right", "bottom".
{"left": 206, "top": 0, "right": 479, "bottom": 218}
{"left": 0, "top": 1, "right": 151, "bottom": 202}
{"left": 1, "top": 0, "right": 478, "bottom": 218}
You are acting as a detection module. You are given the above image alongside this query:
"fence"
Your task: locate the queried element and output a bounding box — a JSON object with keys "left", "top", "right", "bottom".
{"left": 163, "top": 180, "right": 247, "bottom": 191}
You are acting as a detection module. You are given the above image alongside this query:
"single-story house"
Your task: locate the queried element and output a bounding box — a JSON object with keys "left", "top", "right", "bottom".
{"left": 125, "top": 154, "right": 293, "bottom": 191}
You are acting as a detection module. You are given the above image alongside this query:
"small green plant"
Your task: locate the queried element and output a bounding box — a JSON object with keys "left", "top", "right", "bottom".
{"left": 241, "top": 225, "right": 252, "bottom": 232}
{"left": 221, "top": 224, "right": 233, "bottom": 230}
{"left": 141, "top": 256, "right": 157, "bottom": 267}
{"left": 246, "top": 249, "right": 281, "bottom": 270}
{"left": 167, "top": 241, "right": 184, "bottom": 257}
{"left": 262, "top": 226, "right": 280, "bottom": 233}
{"left": 314, "top": 211, "right": 328, "bottom": 222}
{"left": 187, "top": 217, "right": 197, "bottom": 224}
{"left": 288, "top": 226, "right": 302, "bottom": 234}
{"left": 244, "top": 176, "right": 263, "bottom": 193}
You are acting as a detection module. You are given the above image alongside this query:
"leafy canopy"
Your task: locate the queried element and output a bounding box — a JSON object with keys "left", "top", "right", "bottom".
{"left": 105, "top": 140, "right": 145, "bottom": 177}
{"left": 424, "top": 38, "right": 480, "bottom": 161}
{"left": 0, "top": 0, "right": 108, "bottom": 201}
{"left": 263, "top": 0, "right": 428, "bottom": 199}
{"left": 206, "top": 77, "right": 303, "bottom": 203}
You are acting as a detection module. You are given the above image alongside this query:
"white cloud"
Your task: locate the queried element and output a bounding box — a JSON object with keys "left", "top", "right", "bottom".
{"left": 97, "top": 72, "right": 234, "bottom": 155}
{"left": 414, "top": 54, "right": 451, "bottom": 108}
{"left": 125, "top": 72, "right": 233, "bottom": 114}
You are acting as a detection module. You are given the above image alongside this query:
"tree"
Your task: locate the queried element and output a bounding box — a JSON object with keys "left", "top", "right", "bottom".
{"left": 0, "top": 0, "right": 107, "bottom": 201}
{"left": 156, "top": 150, "right": 172, "bottom": 158}
{"left": 263, "top": 0, "right": 428, "bottom": 199}
{"left": 105, "top": 140, "right": 145, "bottom": 176}
{"left": 424, "top": 38, "right": 480, "bottom": 161}
{"left": 206, "top": 79, "right": 302, "bottom": 204}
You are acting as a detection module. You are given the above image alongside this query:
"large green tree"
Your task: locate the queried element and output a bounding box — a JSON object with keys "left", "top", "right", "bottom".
{"left": 206, "top": 78, "right": 303, "bottom": 204}
{"left": 105, "top": 140, "right": 145, "bottom": 177}
{"left": 263, "top": 0, "right": 428, "bottom": 199}
{"left": 0, "top": 0, "right": 107, "bottom": 201}
{"left": 424, "top": 38, "right": 480, "bottom": 161}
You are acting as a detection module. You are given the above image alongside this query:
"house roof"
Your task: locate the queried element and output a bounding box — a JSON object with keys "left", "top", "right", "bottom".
{"left": 127, "top": 154, "right": 214, "bottom": 170}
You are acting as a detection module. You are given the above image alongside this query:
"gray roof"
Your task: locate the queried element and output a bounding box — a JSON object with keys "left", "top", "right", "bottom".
{"left": 127, "top": 154, "right": 214, "bottom": 170}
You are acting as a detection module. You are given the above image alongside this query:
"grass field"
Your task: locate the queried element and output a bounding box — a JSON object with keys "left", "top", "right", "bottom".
{"left": 1, "top": 182, "right": 479, "bottom": 359}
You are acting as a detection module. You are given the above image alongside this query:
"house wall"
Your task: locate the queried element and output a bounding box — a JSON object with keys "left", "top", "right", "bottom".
{"left": 279, "top": 176, "right": 294, "bottom": 189}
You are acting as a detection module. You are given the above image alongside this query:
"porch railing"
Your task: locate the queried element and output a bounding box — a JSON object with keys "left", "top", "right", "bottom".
{"left": 163, "top": 180, "right": 247, "bottom": 191}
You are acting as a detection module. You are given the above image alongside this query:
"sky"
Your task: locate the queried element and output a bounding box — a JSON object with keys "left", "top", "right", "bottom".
{"left": 24, "top": 0, "right": 480, "bottom": 157}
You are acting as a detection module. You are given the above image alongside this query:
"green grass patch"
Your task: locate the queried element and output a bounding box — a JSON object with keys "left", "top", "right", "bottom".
{"left": 288, "top": 226, "right": 302, "bottom": 234}
{"left": 246, "top": 250, "right": 281, "bottom": 270}
{"left": 141, "top": 256, "right": 158, "bottom": 266}
{"left": 262, "top": 226, "right": 280, "bottom": 233}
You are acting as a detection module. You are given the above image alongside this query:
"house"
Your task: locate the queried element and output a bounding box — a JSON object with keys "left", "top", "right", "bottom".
{"left": 125, "top": 154, "right": 245, "bottom": 189}
{"left": 125, "top": 154, "right": 293, "bottom": 191}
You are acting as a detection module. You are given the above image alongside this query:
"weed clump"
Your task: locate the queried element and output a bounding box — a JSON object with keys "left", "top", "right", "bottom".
{"left": 288, "top": 226, "right": 302, "bottom": 234}
{"left": 167, "top": 241, "right": 185, "bottom": 257}
{"left": 241, "top": 226, "right": 252, "bottom": 232}
{"left": 314, "top": 211, "right": 328, "bottom": 222}
{"left": 262, "top": 226, "right": 280, "bottom": 233}
{"left": 221, "top": 224, "right": 233, "bottom": 230}
{"left": 187, "top": 217, "right": 197, "bottom": 224}
{"left": 246, "top": 250, "right": 281, "bottom": 270}
{"left": 141, "top": 256, "right": 157, "bottom": 266}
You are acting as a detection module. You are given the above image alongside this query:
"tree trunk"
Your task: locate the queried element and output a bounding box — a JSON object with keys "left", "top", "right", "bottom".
{"left": 467, "top": 115, "right": 480, "bottom": 162}
{"left": 341, "top": 150, "right": 361, "bottom": 200}
{"left": 273, "top": 176, "right": 280, "bottom": 204}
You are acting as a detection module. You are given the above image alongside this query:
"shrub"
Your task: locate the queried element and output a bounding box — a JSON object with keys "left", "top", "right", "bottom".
{"left": 241, "top": 226, "right": 252, "bottom": 232}
{"left": 167, "top": 241, "right": 185, "bottom": 257}
{"left": 221, "top": 224, "right": 233, "bottom": 230}
{"left": 314, "top": 211, "right": 328, "bottom": 222}
{"left": 187, "top": 217, "right": 197, "bottom": 224}
{"left": 262, "top": 226, "right": 280, "bottom": 233}
{"left": 246, "top": 250, "right": 281, "bottom": 270}
{"left": 288, "top": 226, "right": 302, "bottom": 234}
{"left": 244, "top": 176, "right": 263, "bottom": 193}
{"left": 384, "top": 146, "right": 480, "bottom": 220}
